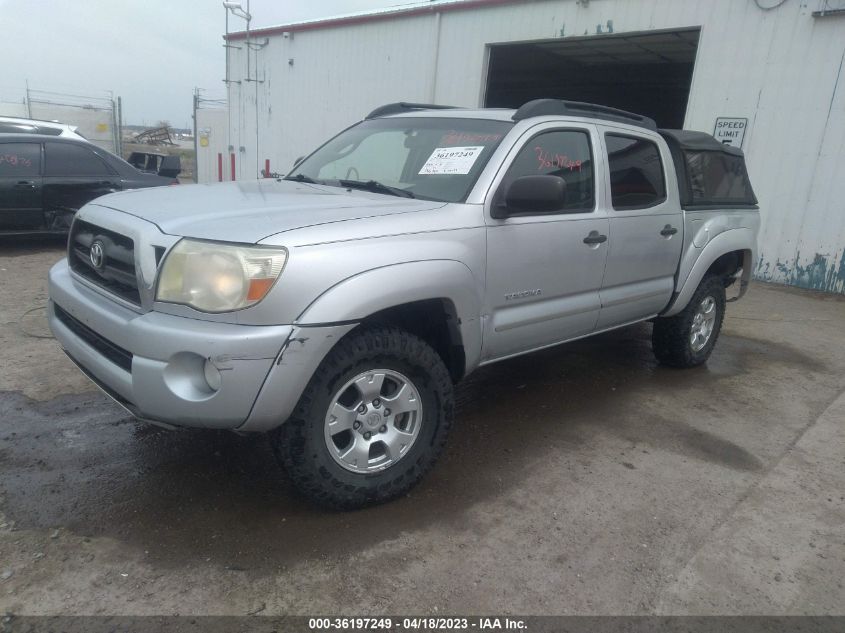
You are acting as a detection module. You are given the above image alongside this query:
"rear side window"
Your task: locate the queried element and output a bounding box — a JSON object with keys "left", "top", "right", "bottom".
{"left": 500, "top": 129, "right": 595, "bottom": 213}
{"left": 0, "top": 143, "right": 41, "bottom": 177}
{"left": 606, "top": 134, "right": 666, "bottom": 209}
{"left": 45, "top": 143, "right": 113, "bottom": 176}
{"left": 685, "top": 151, "right": 756, "bottom": 206}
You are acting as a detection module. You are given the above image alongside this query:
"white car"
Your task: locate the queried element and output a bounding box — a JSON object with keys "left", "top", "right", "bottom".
{"left": 0, "top": 116, "right": 86, "bottom": 140}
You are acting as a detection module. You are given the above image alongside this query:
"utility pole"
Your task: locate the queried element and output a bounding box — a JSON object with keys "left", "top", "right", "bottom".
{"left": 117, "top": 96, "right": 123, "bottom": 157}
{"left": 193, "top": 88, "right": 200, "bottom": 183}
{"left": 25, "top": 80, "right": 32, "bottom": 117}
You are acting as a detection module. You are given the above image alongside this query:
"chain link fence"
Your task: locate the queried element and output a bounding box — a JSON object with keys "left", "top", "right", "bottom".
{"left": 0, "top": 86, "right": 121, "bottom": 154}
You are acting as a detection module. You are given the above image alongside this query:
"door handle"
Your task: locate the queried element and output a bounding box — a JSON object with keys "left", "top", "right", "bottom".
{"left": 660, "top": 225, "right": 678, "bottom": 237}
{"left": 14, "top": 180, "right": 36, "bottom": 189}
{"left": 583, "top": 231, "right": 608, "bottom": 245}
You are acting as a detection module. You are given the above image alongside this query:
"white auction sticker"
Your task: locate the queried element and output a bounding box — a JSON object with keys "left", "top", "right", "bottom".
{"left": 419, "top": 146, "right": 484, "bottom": 175}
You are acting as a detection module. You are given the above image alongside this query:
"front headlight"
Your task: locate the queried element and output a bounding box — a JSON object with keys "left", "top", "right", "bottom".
{"left": 156, "top": 240, "right": 287, "bottom": 312}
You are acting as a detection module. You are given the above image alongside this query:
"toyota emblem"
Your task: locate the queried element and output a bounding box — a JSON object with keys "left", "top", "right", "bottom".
{"left": 89, "top": 241, "right": 105, "bottom": 269}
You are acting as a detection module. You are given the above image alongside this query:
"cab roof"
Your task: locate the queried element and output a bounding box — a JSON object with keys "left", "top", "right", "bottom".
{"left": 380, "top": 108, "right": 516, "bottom": 122}
{"left": 366, "top": 99, "right": 658, "bottom": 130}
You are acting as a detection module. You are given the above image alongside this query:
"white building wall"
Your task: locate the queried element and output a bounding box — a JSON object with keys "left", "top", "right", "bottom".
{"left": 226, "top": 13, "right": 440, "bottom": 179}
{"left": 227, "top": 0, "right": 845, "bottom": 293}
{"left": 195, "top": 108, "right": 230, "bottom": 183}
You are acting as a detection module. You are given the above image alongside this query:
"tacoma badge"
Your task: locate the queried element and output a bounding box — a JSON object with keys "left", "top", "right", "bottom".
{"left": 505, "top": 289, "right": 542, "bottom": 301}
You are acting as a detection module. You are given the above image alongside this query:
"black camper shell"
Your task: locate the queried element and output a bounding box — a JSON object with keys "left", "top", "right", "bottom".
{"left": 658, "top": 129, "right": 758, "bottom": 210}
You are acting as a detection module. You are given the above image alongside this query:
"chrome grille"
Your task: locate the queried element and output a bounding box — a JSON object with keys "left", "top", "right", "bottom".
{"left": 68, "top": 220, "right": 141, "bottom": 305}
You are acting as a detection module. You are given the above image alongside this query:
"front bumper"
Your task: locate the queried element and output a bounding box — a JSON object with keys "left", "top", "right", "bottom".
{"left": 48, "top": 259, "right": 353, "bottom": 431}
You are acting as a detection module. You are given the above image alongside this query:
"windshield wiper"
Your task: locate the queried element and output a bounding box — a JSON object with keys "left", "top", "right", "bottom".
{"left": 284, "top": 173, "right": 319, "bottom": 184}
{"left": 339, "top": 179, "right": 415, "bottom": 199}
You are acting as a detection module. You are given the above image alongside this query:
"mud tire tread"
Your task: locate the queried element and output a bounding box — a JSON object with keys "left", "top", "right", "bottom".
{"left": 272, "top": 325, "right": 453, "bottom": 510}
{"left": 652, "top": 275, "right": 726, "bottom": 368}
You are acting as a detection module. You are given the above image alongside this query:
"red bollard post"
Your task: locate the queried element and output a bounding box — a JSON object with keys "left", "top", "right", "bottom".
{"left": 265, "top": 159, "right": 270, "bottom": 177}
{"left": 217, "top": 153, "right": 223, "bottom": 182}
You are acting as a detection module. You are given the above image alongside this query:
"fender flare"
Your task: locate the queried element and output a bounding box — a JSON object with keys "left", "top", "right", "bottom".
{"left": 296, "top": 259, "right": 484, "bottom": 373}
{"left": 663, "top": 228, "right": 756, "bottom": 317}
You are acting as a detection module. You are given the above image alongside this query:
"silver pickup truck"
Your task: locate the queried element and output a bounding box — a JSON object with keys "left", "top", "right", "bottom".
{"left": 48, "top": 100, "right": 759, "bottom": 509}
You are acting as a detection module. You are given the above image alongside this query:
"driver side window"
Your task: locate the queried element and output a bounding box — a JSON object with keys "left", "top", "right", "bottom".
{"left": 499, "top": 129, "right": 595, "bottom": 213}
{"left": 317, "top": 130, "right": 409, "bottom": 183}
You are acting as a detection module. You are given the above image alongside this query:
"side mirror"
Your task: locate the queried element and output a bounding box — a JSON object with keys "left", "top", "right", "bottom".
{"left": 293, "top": 155, "right": 305, "bottom": 168}
{"left": 492, "top": 175, "right": 566, "bottom": 219}
{"left": 492, "top": 175, "right": 567, "bottom": 218}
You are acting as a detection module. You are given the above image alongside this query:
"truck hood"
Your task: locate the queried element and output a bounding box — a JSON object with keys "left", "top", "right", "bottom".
{"left": 91, "top": 179, "right": 445, "bottom": 243}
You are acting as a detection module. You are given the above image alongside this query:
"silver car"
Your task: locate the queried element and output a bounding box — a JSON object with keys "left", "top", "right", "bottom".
{"left": 48, "top": 100, "right": 760, "bottom": 509}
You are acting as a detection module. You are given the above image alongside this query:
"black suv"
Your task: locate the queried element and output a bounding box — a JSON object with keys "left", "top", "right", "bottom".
{"left": 0, "top": 134, "right": 178, "bottom": 234}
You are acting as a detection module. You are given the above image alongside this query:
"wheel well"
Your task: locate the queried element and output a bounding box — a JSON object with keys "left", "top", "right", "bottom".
{"left": 359, "top": 299, "right": 465, "bottom": 383}
{"left": 706, "top": 250, "right": 747, "bottom": 285}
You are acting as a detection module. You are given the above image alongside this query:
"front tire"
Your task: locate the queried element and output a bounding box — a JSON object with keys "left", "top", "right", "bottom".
{"left": 652, "top": 275, "right": 726, "bottom": 368}
{"left": 273, "top": 325, "right": 454, "bottom": 510}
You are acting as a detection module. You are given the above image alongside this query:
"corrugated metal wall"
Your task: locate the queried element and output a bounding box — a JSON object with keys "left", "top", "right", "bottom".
{"left": 225, "top": 0, "right": 845, "bottom": 293}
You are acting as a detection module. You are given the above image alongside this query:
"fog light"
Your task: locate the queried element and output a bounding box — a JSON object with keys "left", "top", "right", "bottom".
{"left": 203, "top": 359, "right": 222, "bottom": 392}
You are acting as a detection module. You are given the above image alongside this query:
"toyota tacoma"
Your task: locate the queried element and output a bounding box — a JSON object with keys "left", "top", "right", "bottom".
{"left": 48, "top": 100, "right": 759, "bottom": 508}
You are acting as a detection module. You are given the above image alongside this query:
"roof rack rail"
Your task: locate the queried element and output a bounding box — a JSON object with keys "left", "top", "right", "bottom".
{"left": 365, "top": 102, "right": 458, "bottom": 119}
{"left": 0, "top": 114, "right": 66, "bottom": 125}
{"left": 512, "top": 99, "right": 657, "bottom": 130}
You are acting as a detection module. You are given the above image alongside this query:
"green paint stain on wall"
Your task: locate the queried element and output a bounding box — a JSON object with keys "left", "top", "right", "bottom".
{"left": 755, "top": 250, "right": 845, "bottom": 294}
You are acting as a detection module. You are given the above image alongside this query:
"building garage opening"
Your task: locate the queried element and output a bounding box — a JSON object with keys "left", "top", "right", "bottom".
{"left": 484, "top": 28, "right": 700, "bottom": 129}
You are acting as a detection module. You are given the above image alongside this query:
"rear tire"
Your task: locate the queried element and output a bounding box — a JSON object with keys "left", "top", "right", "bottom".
{"left": 652, "top": 275, "right": 726, "bottom": 368}
{"left": 272, "top": 325, "right": 454, "bottom": 510}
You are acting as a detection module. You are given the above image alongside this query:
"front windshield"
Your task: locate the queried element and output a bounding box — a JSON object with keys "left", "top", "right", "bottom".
{"left": 288, "top": 117, "right": 513, "bottom": 203}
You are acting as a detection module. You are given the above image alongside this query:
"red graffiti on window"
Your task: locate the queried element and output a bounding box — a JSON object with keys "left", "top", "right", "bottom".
{"left": 0, "top": 154, "right": 33, "bottom": 169}
{"left": 534, "top": 147, "right": 582, "bottom": 172}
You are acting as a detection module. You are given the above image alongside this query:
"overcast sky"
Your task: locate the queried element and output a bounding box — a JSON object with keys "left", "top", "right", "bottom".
{"left": 0, "top": 0, "right": 429, "bottom": 126}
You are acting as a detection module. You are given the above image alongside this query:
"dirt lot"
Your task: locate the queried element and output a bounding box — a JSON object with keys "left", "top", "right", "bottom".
{"left": 0, "top": 240, "right": 843, "bottom": 616}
